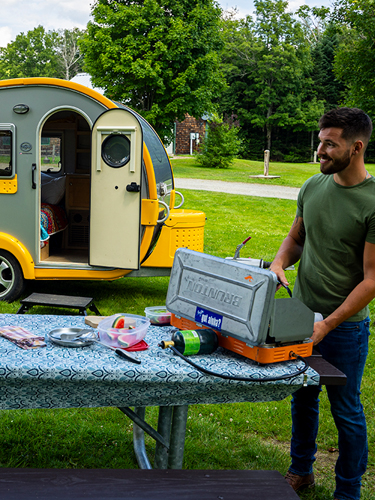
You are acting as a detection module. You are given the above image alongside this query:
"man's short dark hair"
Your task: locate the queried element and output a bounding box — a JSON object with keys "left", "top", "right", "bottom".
{"left": 319, "top": 107, "right": 373, "bottom": 147}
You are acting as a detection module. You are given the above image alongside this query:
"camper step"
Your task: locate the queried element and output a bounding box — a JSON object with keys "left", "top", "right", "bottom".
{"left": 17, "top": 293, "right": 100, "bottom": 316}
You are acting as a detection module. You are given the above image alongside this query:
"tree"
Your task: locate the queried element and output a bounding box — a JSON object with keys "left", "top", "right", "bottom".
{"left": 80, "top": 0, "right": 225, "bottom": 142}
{"left": 55, "top": 28, "right": 85, "bottom": 80}
{"left": 295, "top": 5, "right": 331, "bottom": 45}
{"left": 310, "top": 24, "right": 345, "bottom": 110}
{"left": 333, "top": 0, "right": 375, "bottom": 116}
{"left": 0, "top": 26, "right": 59, "bottom": 79}
{"left": 0, "top": 26, "right": 85, "bottom": 80}
{"left": 196, "top": 114, "right": 241, "bottom": 168}
{"left": 219, "top": 1, "right": 324, "bottom": 157}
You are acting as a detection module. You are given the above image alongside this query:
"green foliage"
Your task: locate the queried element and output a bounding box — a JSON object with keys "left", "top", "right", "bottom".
{"left": 0, "top": 26, "right": 59, "bottom": 79}
{"left": 310, "top": 25, "right": 345, "bottom": 110}
{"left": 295, "top": 5, "right": 331, "bottom": 44}
{"left": 0, "top": 26, "right": 85, "bottom": 80}
{"left": 196, "top": 114, "right": 241, "bottom": 168}
{"left": 219, "top": 1, "right": 325, "bottom": 156}
{"left": 333, "top": 0, "right": 375, "bottom": 118}
{"left": 80, "top": 0, "right": 226, "bottom": 142}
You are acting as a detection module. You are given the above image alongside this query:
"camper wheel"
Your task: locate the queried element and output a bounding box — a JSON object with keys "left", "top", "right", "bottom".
{"left": 0, "top": 251, "right": 25, "bottom": 302}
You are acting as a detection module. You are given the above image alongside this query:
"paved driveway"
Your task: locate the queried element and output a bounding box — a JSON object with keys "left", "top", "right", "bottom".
{"left": 174, "top": 178, "right": 300, "bottom": 200}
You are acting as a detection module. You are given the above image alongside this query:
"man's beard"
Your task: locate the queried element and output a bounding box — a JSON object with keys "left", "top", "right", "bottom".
{"left": 320, "top": 150, "right": 351, "bottom": 175}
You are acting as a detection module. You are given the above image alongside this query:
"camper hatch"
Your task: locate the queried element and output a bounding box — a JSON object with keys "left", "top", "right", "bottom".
{"left": 0, "top": 78, "right": 205, "bottom": 301}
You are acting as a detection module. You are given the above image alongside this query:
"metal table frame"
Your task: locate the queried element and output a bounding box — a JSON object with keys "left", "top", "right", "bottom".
{"left": 122, "top": 352, "right": 346, "bottom": 469}
{"left": 119, "top": 406, "right": 188, "bottom": 469}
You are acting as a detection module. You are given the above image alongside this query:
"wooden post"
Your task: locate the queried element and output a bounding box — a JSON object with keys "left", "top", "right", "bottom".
{"left": 264, "top": 150, "right": 270, "bottom": 176}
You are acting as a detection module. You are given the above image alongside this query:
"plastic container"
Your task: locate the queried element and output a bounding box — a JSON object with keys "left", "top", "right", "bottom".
{"left": 144, "top": 306, "right": 171, "bottom": 325}
{"left": 98, "top": 313, "right": 150, "bottom": 348}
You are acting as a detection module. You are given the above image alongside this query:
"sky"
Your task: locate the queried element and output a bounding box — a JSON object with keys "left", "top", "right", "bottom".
{"left": 0, "top": 0, "right": 333, "bottom": 48}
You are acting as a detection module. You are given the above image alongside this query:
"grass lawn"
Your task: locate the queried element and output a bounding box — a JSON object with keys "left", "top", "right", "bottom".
{"left": 171, "top": 156, "right": 375, "bottom": 189}
{"left": 0, "top": 185, "right": 374, "bottom": 499}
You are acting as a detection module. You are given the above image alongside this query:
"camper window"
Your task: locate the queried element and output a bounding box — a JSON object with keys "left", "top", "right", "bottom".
{"left": 0, "top": 130, "right": 13, "bottom": 177}
{"left": 41, "top": 135, "right": 62, "bottom": 173}
{"left": 101, "top": 134, "right": 130, "bottom": 168}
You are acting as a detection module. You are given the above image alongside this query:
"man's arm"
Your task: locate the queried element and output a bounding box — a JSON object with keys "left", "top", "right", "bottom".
{"left": 312, "top": 240, "right": 375, "bottom": 345}
{"left": 269, "top": 215, "right": 306, "bottom": 286}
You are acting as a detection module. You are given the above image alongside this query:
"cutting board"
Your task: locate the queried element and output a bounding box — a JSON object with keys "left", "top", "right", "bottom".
{"left": 84, "top": 316, "right": 106, "bottom": 328}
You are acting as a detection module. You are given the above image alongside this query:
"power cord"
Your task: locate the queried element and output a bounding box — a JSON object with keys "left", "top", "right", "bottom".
{"left": 169, "top": 346, "right": 309, "bottom": 382}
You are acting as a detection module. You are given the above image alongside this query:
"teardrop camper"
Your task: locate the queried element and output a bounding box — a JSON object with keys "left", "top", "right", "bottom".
{"left": 0, "top": 78, "right": 205, "bottom": 301}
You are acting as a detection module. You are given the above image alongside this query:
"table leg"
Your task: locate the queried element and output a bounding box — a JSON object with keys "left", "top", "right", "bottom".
{"left": 168, "top": 405, "right": 189, "bottom": 469}
{"left": 154, "top": 406, "right": 173, "bottom": 469}
{"left": 120, "top": 406, "right": 188, "bottom": 470}
{"left": 132, "top": 407, "right": 152, "bottom": 470}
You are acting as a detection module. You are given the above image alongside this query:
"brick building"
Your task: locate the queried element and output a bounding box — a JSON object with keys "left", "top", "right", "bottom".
{"left": 174, "top": 114, "right": 207, "bottom": 155}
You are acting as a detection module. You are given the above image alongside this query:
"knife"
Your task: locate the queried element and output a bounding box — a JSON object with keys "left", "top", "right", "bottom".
{"left": 89, "top": 338, "right": 141, "bottom": 364}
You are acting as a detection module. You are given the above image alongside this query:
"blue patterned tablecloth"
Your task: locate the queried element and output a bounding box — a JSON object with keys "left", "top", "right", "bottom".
{"left": 0, "top": 314, "right": 319, "bottom": 410}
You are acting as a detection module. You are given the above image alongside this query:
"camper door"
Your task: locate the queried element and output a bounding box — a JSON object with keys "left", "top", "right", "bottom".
{"left": 90, "top": 109, "right": 143, "bottom": 269}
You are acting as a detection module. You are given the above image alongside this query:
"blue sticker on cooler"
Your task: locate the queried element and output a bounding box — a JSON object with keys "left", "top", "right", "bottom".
{"left": 195, "top": 307, "right": 223, "bottom": 330}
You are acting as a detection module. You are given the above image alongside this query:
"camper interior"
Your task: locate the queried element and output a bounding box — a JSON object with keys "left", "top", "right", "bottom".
{"left": 39, "top": 110, "right": 93, "bottom": 265}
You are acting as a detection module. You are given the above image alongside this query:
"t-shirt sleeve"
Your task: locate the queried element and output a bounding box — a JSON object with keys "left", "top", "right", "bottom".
{"left": 365, "top": 213, "right": 375, "bottom": 244}
{"left": 296, "top": 179, "right": 310, "bottom": 218}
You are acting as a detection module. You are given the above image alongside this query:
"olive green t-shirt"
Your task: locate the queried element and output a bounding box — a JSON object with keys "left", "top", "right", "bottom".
{"left": 293, "top": 173, "right": 375, "bottom": 321}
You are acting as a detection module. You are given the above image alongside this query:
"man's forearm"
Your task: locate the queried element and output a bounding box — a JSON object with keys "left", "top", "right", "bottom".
{"left": 271, "top": 235, "right": 304, "bottom": 270}
{"left": 325, "top": 278, "right": 375, "bottom": 330}
{"left": 312, "top": 278, "right": 375, "bottom": 345}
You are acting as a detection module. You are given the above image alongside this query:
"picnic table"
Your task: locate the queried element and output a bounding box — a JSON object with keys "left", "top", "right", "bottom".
{"left": 0, "top": 313, "right": 323, "bottom": 470}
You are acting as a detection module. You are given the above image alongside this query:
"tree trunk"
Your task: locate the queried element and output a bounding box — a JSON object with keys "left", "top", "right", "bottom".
{"left": 266, "top": 107, "right": 272, "bottom": 151}
{"left": 266, "top": 123, "right": 272, "bottom": 151}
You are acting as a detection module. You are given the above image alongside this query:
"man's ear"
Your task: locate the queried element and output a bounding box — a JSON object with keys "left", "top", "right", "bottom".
{"left": 352, "top": 140, "right": 364, "bottom": 155}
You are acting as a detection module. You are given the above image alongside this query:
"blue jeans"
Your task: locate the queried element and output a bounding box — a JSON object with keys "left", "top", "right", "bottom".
{"left": 289, "top": 317, "right": 370, "bottom": 500}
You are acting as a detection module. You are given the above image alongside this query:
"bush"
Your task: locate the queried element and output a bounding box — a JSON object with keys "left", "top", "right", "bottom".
{"left": 196, "top": 114, "right": 242, "bottom": 168}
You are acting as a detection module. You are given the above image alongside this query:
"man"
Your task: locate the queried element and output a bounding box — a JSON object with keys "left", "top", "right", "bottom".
{"left": 270, "top": 107, "right": 375, "bottom": 500}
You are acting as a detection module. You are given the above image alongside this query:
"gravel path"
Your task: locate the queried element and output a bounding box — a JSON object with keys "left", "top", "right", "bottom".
{"left": 174, "top": 178, "right": 300, "bottom": 200}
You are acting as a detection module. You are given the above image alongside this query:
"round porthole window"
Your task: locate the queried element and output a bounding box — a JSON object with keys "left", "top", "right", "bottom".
{"left": 101, "top": 134, "right": 130, "bottom": 168}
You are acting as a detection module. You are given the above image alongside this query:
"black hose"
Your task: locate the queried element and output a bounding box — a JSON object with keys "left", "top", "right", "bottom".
{"left": 169, "top": 346, "right": 309, "bottom": 382}
{"left": 278, "top": 281, "right": 293, "bottom": 298}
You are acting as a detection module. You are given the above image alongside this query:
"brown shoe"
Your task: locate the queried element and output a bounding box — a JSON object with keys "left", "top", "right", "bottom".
{"left": 285, "top": 470, "right": 315, "bottom": 491}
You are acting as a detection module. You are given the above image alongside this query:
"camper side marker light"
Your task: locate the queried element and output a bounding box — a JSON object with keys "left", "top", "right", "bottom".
{"left": 13, "top": 104, "right": 29, "bottom": 114}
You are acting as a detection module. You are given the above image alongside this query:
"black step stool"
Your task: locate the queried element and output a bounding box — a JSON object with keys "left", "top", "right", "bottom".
{"left": 17, "top": 293, "right": 101, "bottom": 316}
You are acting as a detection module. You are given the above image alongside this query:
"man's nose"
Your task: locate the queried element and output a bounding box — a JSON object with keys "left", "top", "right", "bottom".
{"left": 317, "top": 142, "right": 325, "bottom": 156}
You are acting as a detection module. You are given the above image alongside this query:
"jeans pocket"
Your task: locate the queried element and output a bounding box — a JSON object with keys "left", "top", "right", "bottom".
{"left": 320, "top": 320, "right": 369, "bottom": 366}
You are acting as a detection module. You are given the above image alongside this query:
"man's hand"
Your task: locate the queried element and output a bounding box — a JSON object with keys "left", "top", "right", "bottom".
{"left": 269, "top": 263, "right": 289, "bottom": 290}
{"left": 311, "top": 320, "right": 331, "bottom": 346}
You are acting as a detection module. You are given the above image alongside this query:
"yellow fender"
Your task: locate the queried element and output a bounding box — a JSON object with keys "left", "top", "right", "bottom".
{"left": 0, "top": 233, "right": 35, "bottom": 279}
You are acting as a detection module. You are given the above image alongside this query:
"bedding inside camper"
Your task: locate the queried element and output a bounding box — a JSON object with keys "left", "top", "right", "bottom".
{"left": 40, "top": 173, "right": 68, "bottom": 248}
{"left": 40, "top": 203, "right": 68, "bottom": 246}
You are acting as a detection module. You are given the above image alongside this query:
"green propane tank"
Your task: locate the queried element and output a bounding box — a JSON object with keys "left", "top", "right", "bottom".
{"left": 160, "top": 329, "right": 218, "bottom": 356}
